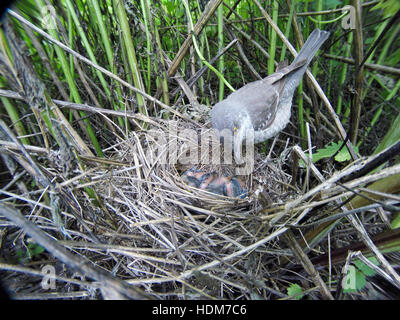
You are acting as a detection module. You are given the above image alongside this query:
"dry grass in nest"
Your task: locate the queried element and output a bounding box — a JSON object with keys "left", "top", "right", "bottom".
{"left": 69, "top": 116, "right": 298, "bottom": 298}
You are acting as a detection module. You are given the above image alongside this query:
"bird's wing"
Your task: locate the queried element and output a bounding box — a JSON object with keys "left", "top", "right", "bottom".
{"left": 247, "top": 81, "right": 281, "bottom": 131}
{"left": 225, "top": 59, "right": 307, "bottom": 131}
{"left": 223, "top": 78, "right": 278, "bottom": 130}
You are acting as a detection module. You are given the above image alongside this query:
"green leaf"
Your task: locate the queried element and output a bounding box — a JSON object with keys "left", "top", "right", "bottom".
{"left": 354, "top": 257, "right": 379, "bottom": 277}
{"left": 334, "top": 144, "right": 353, "bottom": 162}
{"left": 391, "top": 213, "right": 400, "bottom": 229}
{"left": 26, "top": 242, "right": 45, "bottom": 258}
{"left": 372, "top": 0, "right": 400, "bottom": 18}
{"left": 15, "top": 249, "right": 25, "bottom": 260}
{"left": 354, "top": 269, "right": 367, "bottom": 291}
{"left": 287, "top": 283, "right": 304, "bottom": 300}
{"left": 301, "top": 141, "right": 358, "bottom": 166}
{"left": 373, "top": 113, "right": 400, "bottom": 155}
{"left": 303, "top": 142, "right": 338, "bottom": 164}
{"left": 324, "top": 0, "right": 342, "bottom": 9}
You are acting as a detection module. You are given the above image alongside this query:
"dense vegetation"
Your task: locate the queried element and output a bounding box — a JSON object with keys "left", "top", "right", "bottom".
{"left": 0, "top": 0, "right": 399, "bottom": 300}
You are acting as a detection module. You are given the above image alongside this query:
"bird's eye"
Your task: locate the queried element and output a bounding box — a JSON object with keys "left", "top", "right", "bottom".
{"left": 233, "top": 126, "right": 238, "bottom": 134}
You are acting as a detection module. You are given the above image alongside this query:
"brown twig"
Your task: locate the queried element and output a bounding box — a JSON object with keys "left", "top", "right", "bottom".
{"left": 283, "top": 230, "right": 334, "bottom": 299}
{"left": 324, "top": 53, "right": 400, "bottom": 76}
{"left": 167, "top": 0, "right": 224, "bottom": 77}
{"left": 350, "top": 0, "right": 364, "bottom": 145}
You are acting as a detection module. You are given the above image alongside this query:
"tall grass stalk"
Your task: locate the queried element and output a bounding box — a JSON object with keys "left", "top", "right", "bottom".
{"left": 280, "top": 0, "right": 295, "bottom": 62}
{"left": 1, "top": 97, "right": 30, "bottom": 145}
{"left": 336, "top": 32, "right": 353, "bottom": 116}
{"left": 140, "top": 0, "right": 152, "bottom": 92}
{"left": 113, "top": 0, "right": 147, "bottom": 116}
{"left": 360, "top": 23, "right": 400, "bottom": 148}
{"left": 65, "top": 0, "right": 112, "bottom": 99}
{"left": 218, "top": 4, "right": 224, "bottom": 101}
{"left": 88, "top": 0, "right": 126, "bottom": 128}
{"left": 150, "top": 0, "right": 170, "bottom": 108}
{"left": 311, "top": 0, "right": 322, "bottom": 76}
{"left": 35, "top": 0, "right": 103, "bottom": 156}
{"left": 268, "top": 0, "right": 278, "bottom": 75}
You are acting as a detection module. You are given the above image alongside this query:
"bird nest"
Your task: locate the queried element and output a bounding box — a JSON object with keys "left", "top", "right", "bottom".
{"left": 98, "top": 116, "right": 294, "bottom": 208}
{"left": 83, "top": 115, "right": 298, "bottom": 298}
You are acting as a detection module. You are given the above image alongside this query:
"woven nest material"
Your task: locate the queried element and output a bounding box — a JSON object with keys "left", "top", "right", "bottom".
{"left": 83, "top": 116, "right": 299, "bottom": 298}
{"left": 97, "top": 117, "right": 295, "bottom": 210}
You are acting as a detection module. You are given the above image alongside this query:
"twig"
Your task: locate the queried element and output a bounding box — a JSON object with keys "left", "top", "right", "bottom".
{"left": 340, "top": 140, "right": 400, "bottom": 183}
{"left": 224, "top": 26, "right": 261, "bottom": 80}
{"left": 290, "top": 200, "right": 399, "bottom": 228}
{"left": 350, "top": 0, "right": 364, "bottom": 145}
{"left": 292, "top": 145, "right": 325, "bottom": 182}
{"left": 167, "top": 0, "right": 224, "bottom": 77}
{"left": 284, "top": 230, "right": 334, "bottom": 299}
{"left": 324, "top": 53, "right": 400, "bottom": 76}
{"left": 171, "top": 38, "right": 239, "bottom": 96}
{"left": 0, "top": 203, "right": 153, "bottom": 300}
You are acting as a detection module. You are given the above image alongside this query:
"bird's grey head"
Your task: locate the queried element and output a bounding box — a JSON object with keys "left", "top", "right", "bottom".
{"left": 211, "top": 100, "right": 253, "bottom": 163}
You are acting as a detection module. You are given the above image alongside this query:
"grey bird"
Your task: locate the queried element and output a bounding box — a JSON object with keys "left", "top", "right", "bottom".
{"left": 211, "top": 29, "right": 330, "bottom": 162}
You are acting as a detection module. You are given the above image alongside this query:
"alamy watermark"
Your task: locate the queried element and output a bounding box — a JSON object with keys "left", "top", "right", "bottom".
{"left": 41, "top": 265, "right": 87, "bottom": 291}
{"left": 40, "top": 5, "right": 58, "bottom": 30}
{"left": 342, "top": 5, "right": 356, "bottom": 30}
{"left": 342, "top": 265, "right": 357, "bottom": 291}
{"left": 41, "top": 264, "right": 56, "bottom": 290}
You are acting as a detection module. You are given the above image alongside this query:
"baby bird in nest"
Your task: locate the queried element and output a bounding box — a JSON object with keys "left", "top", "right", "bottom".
{"left": 181, "top": 168, "right": 247, "bottom": 198}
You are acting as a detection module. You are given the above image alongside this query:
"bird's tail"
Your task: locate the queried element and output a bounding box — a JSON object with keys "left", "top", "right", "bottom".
{"left": 285, "top": 29, "right": 330, "bottom": 91}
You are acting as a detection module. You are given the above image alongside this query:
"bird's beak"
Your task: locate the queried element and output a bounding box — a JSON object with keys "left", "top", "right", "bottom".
{"left": 234, "top": 125, "right": 246, "bottom": 164}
